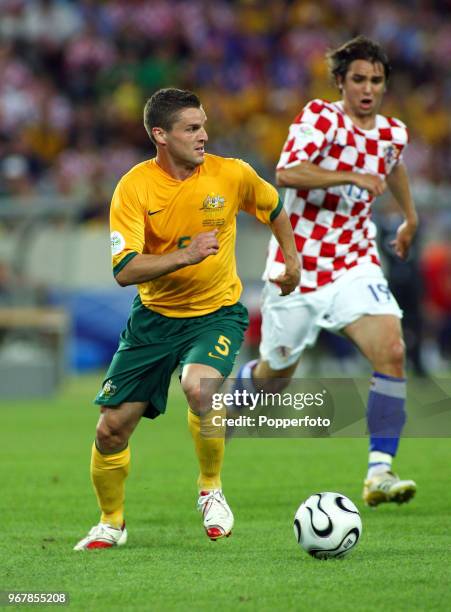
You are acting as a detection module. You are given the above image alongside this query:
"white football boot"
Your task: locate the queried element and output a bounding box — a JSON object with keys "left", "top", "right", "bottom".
{"left": 198, "top": 489, "right": 234, "bottom": 540}
{"left": 363, "top": 471, "right": 416, "bottom": 507}
{"left": 73, "top": 522, "right": 127, "bottom": 550}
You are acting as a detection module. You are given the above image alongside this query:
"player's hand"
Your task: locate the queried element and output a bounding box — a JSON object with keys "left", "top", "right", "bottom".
{"left": 390, "top": 219, "right": 417, "bottom": 260}
{"left": 183, "top": 229, "right": 219, "bottom": 264}
{"left": 269, "top": 264, "right": 300, "bottom": 296}
{"left": 352, "top": 173, "right": 386, "bottom": 197}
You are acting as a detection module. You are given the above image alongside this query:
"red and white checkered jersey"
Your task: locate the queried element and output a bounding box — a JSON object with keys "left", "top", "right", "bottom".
{"left": 264, "top": 99, "right": 408, "bottom": 293}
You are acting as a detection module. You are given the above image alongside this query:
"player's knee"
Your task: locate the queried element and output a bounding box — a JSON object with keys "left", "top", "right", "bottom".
{"left": 388, "top": 338, "right": 405, "bottom": 368}
{"left": 254, "top": 360, "right": 295, "bottom": 393}
{"left": 96, "top": 419, "right": 128, "bottom": 453}
{"left": 182, "top": 380, "right": 205, "bottom": 414}
{"left": 182, "top": 372, "right": 222, "bottom": 416}
{"left": 373, "top": 337, "right": 405, "bottom": 374}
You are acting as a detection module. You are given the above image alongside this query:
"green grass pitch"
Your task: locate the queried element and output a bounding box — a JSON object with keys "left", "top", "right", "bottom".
{"left": 1, "top": 374, "right": 450, "bottom": 611}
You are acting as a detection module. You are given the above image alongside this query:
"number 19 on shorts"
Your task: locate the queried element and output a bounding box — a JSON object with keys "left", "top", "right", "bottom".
{"left": 367, "top": 283, "right": 392, "bottom": 303}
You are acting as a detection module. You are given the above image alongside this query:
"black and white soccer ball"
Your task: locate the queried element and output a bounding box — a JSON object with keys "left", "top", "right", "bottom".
{"left": 294, "top": 492, "right": 362, "bottom": 559}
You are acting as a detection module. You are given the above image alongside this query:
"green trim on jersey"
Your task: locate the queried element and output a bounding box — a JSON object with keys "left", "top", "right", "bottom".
{"left": 113, "top": 252, "right": 138, "bottom": 277}
{"left": 270, "top": 197, "right": 284, "bottom": 222}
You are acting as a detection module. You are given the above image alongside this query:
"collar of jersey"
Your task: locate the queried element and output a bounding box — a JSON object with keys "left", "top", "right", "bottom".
{"left": 334, "top": 100, "right": 380, "bottom": 135}
{"left": 149, "top": 158, "right": 202, "bottom": 183}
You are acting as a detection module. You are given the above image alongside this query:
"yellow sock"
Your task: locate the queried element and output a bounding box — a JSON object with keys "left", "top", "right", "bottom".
{"left": 188, "top": 408, "right": 225, "bottom": 491}
{"left": 90, "top": 443, "right": 130, "bottom": 528}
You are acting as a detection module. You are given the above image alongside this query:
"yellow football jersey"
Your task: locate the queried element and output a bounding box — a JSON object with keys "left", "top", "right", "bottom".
{"left": 110, "top": 153, "right": 282, "bottom": 317}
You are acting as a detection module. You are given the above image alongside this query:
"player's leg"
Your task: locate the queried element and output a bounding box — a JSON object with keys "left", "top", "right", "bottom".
{"left": 327, "top": 265, "right": 415, "bottom": 506}
{"left": 181, "top": 363, "right": 225, "bottom": 490}
{"left": 74, "top": 400, "right": 147, "bottom": 550}
{"left": 181, "top": 363, "right": 234, "bottom": 541}
{"left": 74, "top": 299, "right": 180, "bottom": 550}
{"left": 234, "top": 281, "right": 323, "bottom": 402}
{"left": 180, "top": 302, "right": 249, "bottom": 540}
{"left": 343, "top": 313, "right": 416, "bottom": 506}
{"left": 243, "top": 359, "right": 300, "bottom": 391}
{"left": 92, "top": 402, "right": 147, "bottom": 523}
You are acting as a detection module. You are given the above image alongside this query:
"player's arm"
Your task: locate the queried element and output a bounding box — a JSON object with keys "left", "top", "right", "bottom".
{"left": 237, "top": 159, "right": 300, "bottom": 295}
{"left": 269, "top": 208, "right": 300, "bottom": 295}
{"left": 115, "top": 230, "right": 219, "bottom": 286}
{"left": 276, "top": 102, "right": 385, "bottom": 196}
{"left": 386, "top": 161, "right": 418, "bottom": 259}
{"left": 276, "top": 162, "right": 386, "bottom": 197}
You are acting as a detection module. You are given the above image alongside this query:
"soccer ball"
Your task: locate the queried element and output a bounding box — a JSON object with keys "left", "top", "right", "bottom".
{"left": 294, "top": 492, "right": 362, "bottom": 559}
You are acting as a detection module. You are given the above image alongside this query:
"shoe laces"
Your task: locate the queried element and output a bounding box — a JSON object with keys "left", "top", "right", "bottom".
{"left": 89, "top": 523, "right": 120, "bottom": 537}
{"left": 381, "top": 470, "right": 398, "bottom": 481}
{"left": 198, "top": 490, "right": 228, "bottom": 516}
{"left": 376, "top": 471, "right": 399, "bottom": 492}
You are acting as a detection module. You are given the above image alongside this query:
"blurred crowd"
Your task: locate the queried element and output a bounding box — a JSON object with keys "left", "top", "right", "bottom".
{"left": 0, "top": 0, "right": 450, "bottom": 210}
{"left": 0, "top": 0, "right": 450, "bottom": 370}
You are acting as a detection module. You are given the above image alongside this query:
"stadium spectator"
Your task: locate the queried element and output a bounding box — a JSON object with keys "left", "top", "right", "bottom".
{"left": 0, "top": 0, "right": 449, "bottom": 373}
{"left": 0, "top": 0, "right": 449, "bottom": 199}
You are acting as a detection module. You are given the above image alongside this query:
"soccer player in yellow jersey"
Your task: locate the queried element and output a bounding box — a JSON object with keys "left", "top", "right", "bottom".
{"left": 74, "top": 88, "right": 300, "bottom": 549}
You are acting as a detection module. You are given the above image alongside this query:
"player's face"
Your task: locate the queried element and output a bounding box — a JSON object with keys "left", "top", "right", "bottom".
{"left": 164, "top": 107, "right": 208, "bottom": 168}
{"left": 339, "top": 60, "right": 386, "bottom": 121}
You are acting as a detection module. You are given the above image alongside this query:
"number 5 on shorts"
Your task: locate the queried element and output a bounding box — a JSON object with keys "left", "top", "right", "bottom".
{"left": 208, "top": 335, "right": 231, "bottom": 359}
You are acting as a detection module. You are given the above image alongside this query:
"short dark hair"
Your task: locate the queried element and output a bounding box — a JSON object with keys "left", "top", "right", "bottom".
{"left": 327, "top": 36, "right": 391, "bottom": 84}
{"left": 143, "top": 88, "right": 201, "bottom": 144}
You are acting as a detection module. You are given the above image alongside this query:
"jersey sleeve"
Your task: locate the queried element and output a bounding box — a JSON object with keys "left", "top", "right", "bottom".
{"left": 110, "top": 177, "right": 145, "bottom": 276}
{"left": 277, "top": 99, "right": 338, "bottom": 170}
{"left": 237, "top": 159, "right": 282, "bottom": 224}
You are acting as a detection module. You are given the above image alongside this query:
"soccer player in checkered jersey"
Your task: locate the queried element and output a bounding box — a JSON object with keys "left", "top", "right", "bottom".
{"left": 236, "top": 36, "right": 418, "bottom": 506}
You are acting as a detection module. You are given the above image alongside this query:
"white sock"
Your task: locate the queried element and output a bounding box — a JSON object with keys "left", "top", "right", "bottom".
{"left": 367, "top": 451, "right": 392, "bottom": 479}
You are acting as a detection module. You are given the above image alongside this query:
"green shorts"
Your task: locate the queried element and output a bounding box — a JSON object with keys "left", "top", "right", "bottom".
{"left": 94, "top": 296, "right": 249, "bottom": 419}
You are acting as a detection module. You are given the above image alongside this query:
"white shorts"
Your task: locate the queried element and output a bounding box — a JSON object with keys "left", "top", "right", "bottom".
{"left": 260, "top": 264, "right": 403, "bottom": 370}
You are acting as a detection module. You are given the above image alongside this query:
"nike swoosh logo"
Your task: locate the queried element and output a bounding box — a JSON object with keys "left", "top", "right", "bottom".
{"left": 148, "top": 209, "right": 164, "bottom": 216}
{"left": 208, "top": 352, "right": 224, "bottom": 360}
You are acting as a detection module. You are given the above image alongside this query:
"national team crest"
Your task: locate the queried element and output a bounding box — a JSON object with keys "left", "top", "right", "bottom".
{"left": 200, "top": 192, "right": 226, "bottom": 226}
{"left": 201, "top": 193, "right": 226, "bottom": 210}
{"left": 100, "top": 379, "right": 117, "bottom": 398}
{"left": 383, "top": 144, "right": 401, "bottom": 169}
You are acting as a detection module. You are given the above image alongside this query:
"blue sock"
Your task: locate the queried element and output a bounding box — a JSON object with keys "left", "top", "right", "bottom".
{"left": 367, "top": 372, "right": 406, "bottom": 473}
{"left": 236, "top": 360, "right": 258, "bottom": 393}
